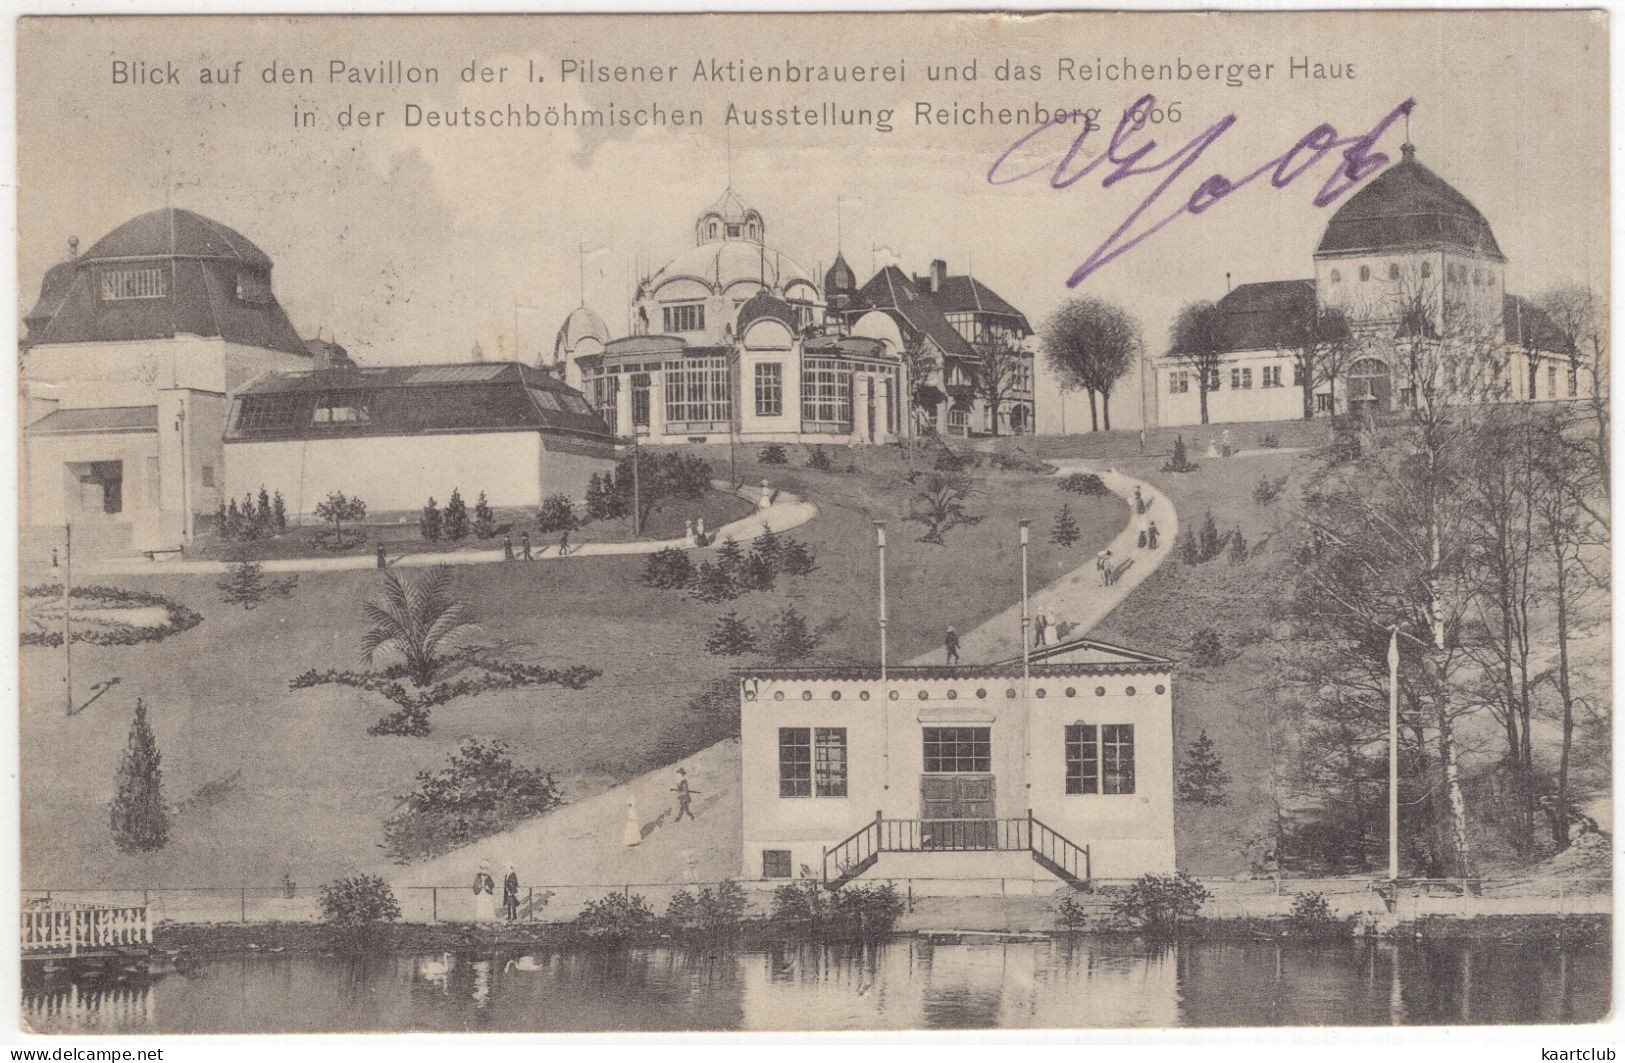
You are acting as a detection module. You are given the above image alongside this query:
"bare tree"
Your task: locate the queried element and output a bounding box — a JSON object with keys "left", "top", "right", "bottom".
{"left": 971, "top": 334, "right": 1029, "bottom": 437}
{"left": 901, "top": 335, "right": 946, "bottom": 437}
{"left": 1276, "top": 304, "right": 1354, "bottom": 420}
{"left": 1537, "top": 283, "right": 1610, "bottom": 516}
{"left": 1041, "top": 296, "right": 1140, "bottom": 432}
{"left": 1167, "top": 301, "right": 1224, "bottom": 425}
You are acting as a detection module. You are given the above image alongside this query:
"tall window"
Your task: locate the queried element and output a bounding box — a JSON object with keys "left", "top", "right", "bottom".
{"left": 801, "top": 357, "right": 851, "bottom": 426}
{"left": 1359, "top": 265, "right": 1371, "bottom": 282}
{"left": 1568, "top": 366, "right": 1579, "bottom": 398}
{"left": 755, "top": 362, "right": 783, "bottom": 417}
{"left": 665, "top": 357, "right": 730, "bottom": 425}
{"left": 1388, "top": 262, "right": 1400, "bottom": 280}
{"left": 1261, "top": 366, "right": 1282, "bottom": 388}
{"left": 1548, "top": 364, "right": 1559, "bottom": 399}
{"left": 922, "top": 727, "right": 991, "bottom": 773}
{"left": 586, "top": 374, "right": 618, "bottom": 424}
{"left": 815, "top": 728, "right": 848, "bottom": 797}
{"left": 101, "top": 267, "right": 168, "bottom": 301}
{"left": 1231, "top": 367, "right": 1252, "bottom": 390}
{"left": 1292, "top": 363, "right": 1304, "bottom": 386}
{"left": 1102, "top": 724, "right": 1135, "bottom": 795}
{"left": 662, "top": 303, "right": 705, "bottom": 333}
{"left": 631, "top": 373, "right": 651, "bottom": 427}
{"left": 1169, "top": 371, "right": 1189, "bottom": 395}
{"left": 779, "top": 728, "right": 812, "bottom": 798}
{"left": 1065, "top": 724, "right": 1099, "bottom": 795}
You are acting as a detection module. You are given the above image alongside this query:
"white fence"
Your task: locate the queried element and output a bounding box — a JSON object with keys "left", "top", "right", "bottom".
{"left": 22, "top": 904, "right": 152, "bottom": 955}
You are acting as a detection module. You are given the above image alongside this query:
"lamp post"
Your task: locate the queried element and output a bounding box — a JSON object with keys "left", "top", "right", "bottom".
{"left": 1019, "top": 519, "right": 1032, "bottom": 795}
{"left": 876, "top": 521, "right": 889, "bottom": 791}
{"left": 51, "top": 527, "right": 72, "bottom": 716}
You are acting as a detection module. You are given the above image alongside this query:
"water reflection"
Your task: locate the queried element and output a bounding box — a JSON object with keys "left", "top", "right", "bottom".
{"left": 22, "top": 936, "right": 1609, "bottom": 1034}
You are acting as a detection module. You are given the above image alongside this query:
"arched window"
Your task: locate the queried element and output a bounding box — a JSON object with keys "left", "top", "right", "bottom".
{"left": 1388, "top": 263, "right": 1400, "bottom": 280}
{"left": 709, "top": 222, "right": 719, "bottom": 239}
{"left": 1421, "top": 260, "right": 1432, "bottom": 278}
{"left": 1330, "top": 269, "right": 1341, "bottom": 284}
{"left": 1359, "top": 265, "right": 1371, "bottom": 282}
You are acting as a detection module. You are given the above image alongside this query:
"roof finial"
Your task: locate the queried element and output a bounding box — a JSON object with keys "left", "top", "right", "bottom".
{"left": 1400, "top": 100, "right": 1415, "bottom": 162}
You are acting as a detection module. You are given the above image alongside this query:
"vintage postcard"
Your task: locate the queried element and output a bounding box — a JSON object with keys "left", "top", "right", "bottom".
{"left": 14, "top": 9, "right": 1611, "bottom": 1036}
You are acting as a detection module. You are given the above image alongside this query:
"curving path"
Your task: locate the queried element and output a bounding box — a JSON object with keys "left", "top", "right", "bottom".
{"left": 74, "top": 481, "right": 817, "bottom": 578}
{"left": 908, "top": 460, "right": 1178, "bottom": 666}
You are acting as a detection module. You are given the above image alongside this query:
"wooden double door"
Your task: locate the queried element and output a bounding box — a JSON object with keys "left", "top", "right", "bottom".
{"left": 919, "top": 774, "right": 997, "bottom": 849}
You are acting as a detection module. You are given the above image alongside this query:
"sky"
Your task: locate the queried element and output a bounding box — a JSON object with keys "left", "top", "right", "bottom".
{"left": 17, "top": 11, "right": 1610, "bottom": 432}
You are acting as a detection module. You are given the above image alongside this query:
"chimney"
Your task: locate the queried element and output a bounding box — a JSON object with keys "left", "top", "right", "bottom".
{"left": 930, "top": 259, "right": 947, "bottom": 293}
{"left": 67, "top": 236, "right": 79, "bottom": 259}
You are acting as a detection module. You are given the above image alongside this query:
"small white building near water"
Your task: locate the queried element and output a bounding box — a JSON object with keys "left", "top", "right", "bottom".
{"left": 736, "top": 637, "right": 1176, "bottom": 892}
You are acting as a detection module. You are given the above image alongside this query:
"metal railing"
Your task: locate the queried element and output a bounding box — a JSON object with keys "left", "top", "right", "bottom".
{"left": 1029, "top": 815, "right": 1090, "bottom": 883}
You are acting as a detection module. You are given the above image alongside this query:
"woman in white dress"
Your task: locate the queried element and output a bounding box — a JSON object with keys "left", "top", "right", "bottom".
{"left": 623, "top": 798, "right": 642, "bottom": 847}
{"left": 472, "top": 862, "right": 496, "bottom": 922}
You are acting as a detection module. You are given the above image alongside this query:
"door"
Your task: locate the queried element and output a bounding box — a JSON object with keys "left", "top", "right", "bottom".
{"left": 919, "top": 775, "right": 997, "bottom": 849}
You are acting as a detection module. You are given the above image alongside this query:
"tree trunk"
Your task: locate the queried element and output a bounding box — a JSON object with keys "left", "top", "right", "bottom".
{"left": 1301, "top": 367, "right": 1315, "bottom": 420}
{"left": 1087, "top": 389, "right": 1099, "bottom": 432}
{"left": 1101, "top": 390, "right": 1113, "bottom": 431}
{"left": 1551, "top": 514, "right": 1577, "bottom": 847}
{"left": 1198, "top": 382, "right": 1210, "bottom": 425}
{"left": 1428, "top": 455, "right": 1474, "bottom": 878}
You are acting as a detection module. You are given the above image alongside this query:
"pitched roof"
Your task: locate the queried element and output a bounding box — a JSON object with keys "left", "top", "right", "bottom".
{"left": 847, "top": 265, "right": 978, "bottom": 360}
{"left": 83, "top": 208, "right": 274, "bottom": 268}
{"left": 1213, "top": 279, "right": 1317, "bottom": 352}
{"left": 25, "top": 405, "right": 158, "bottom": 435}
{"left": 932, "top": 275, "right": 1033, "bottom": 334}
{"left": 1316, "top": 145, "right": 1504, "bottom": 260}
{"left": 1504, "top": 294, "right": 1576, "bottom": 355}
{"left": 226, "top": 361, "right": 614, "bottom": 444}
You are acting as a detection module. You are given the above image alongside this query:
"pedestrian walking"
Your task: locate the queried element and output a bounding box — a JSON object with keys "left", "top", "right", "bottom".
{"left": 1221, "top": 429, "right": 1233, "bottom": 458}
{"left": 376, "top": 544, "right": 388, "bottom": 569}
{"left": 1138, "top": 512, "right": 1151, "bottom": 549}
{"left": 695, "top": 517, "right": 707, "bottom": 546}
{"left": 502, "top": 535, "right": 515, "bottom": 562}
{"left": 503, "top": 865, "right": 520, "bottom": 922}
{"left": 472, "top": 863, "right": 496, "bottom": 922}
{"left": 684, "top": 519, "right": 697, "bottom": 548}
{"left": 672, "top": 767, "right": 698, "bottom": 822}
{"left": 1133, "top": 486, "right": 1144, "bottom": 515}
{"left": 1034, "top": 613, "right": 1049, "bottom": 648}
{"left": 1148, "top": 521, "right": 1160, "bottom": 549}
{"left": 520, "top": 532, "right": 533, "bottom": 561}
{"left": 623, "top": 797, "right": 642, "bottom": 847}
{"left": 1097, "top": 549, "right": 1113, "bottom": 587}
{"left": 944, "top": 625, "right": 960, "bottom": 665}
{"left": 557, "top": 529, "right": 570, "bottom": 557}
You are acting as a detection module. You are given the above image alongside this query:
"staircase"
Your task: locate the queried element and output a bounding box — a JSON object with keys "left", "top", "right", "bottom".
{"left": 823, "top": 811, "right": 1091, "bottom": 891}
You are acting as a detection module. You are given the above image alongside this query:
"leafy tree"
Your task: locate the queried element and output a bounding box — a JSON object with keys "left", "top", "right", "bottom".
{"left": 1277, "top": 304, "right": 1355, "bottom": 420}
{"left": 901, "top": 335, "right": 946, "bottom": 435}
{"left": 319, "top": 874, "right": 401, "bottom": 952}
{"left": 1168, "top": 301, "right": 1225, "bottom": 425}
{"left": 271, "top": 490, "right": 288, "bottom": 531}
{"left": 472, "top": 492, "right": 497, "bottom": 539}
{"left": 110, "top": 699, "right": 168, "bottom": 852}
{"left": 906, "top": 472, "right": 984, "bottom": 546}
{"left": 360, "top": 564, "right": 479, "bottom": 687}
{"left": 419, "top": 497, "right": 442, "bottom": 542}
{"left": 443, "top": 488, "right": 469, "bottom": 541}
{"left": 383, "top": 738, "right": 563, "bottom": 862}
{"left": 707, "top": 612, "right": 758, "bottom": 656}
{"left": 536, "top": 493, "right": 578, "bottom": 533}
{"left": 1111, "top": 872, "right": 1211, "bottom": 936}
{"left": 1051, "top": 503, "right": 1081, "bottom": 547}
{"left": 1189, "top": 629, "right": 1224, "bottom": 668}
{"left": 688, "top": 561, "right": 737, "bottom": 603}
{"left": 585, "top": 472, "right": 621, "bottom": 521}
{"left": 641, "top": 546, "right": 694, "bottom": 589}
{"left": 1041, "top": 295, "right": 1141, "bottom": 431}
{"left": 608, "top": 451, "right": 711, "bottom": 531}
{"left": 1177, "top": 730, "right": 1231, "bottom": 805}
{"left": 216, "top": 557, "right": 296, "bottom": 609}
{"left": 314, "top": 491, "right": 367, "bottom": 548}
{"left": 1054, "top": 892, "right": 1091, "bottom": 932}
{"left": 767, "top": 605, "right": 821, "bottom": 662}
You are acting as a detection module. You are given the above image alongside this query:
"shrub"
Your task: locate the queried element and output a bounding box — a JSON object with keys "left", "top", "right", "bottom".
{"left": 1059, "top": 472, "right": 1109, "bottom": 496}
{"left": 536, "top": 493, "right": 579, "bottom": 533}
{"left": 110, "top": 699, "right": 168, "bottom": 852}
{"left": 766, "top": 605, "right": 821, "bottom": 662}
{"left": 20, "top": 583, "right": 203, "bottom": 648}
{"left": 706, "top": 612, "right": 758, "bottom": 656}
{"left": 216, "top": 558, "right": 296, "bottom": 610}
{"left": 1176, "top": 730, "right": 1230, "bottom": 805}
{"left": 1261, "top": 432, "right": 1281, "bottom": 449}
{"left": 688, "top": 562, "right": 737, "bottom": 603}
{"left": 1287, "top": 891, "right": 1340, "bottom": 936}
{"left": 314, "top": 491, "right": 367, "bottom": 548}
{"left": 769, "top": 881, "right": 903, "bottom": 940}
{"left": 575, "top": 891, "right": 657, "bottom": 941}
{"left": 739, "top": 552, "right": 776, "bottom": 592}
{"left": 369, "top": 704, "right": 431, "bottom": 738}
{"left": 1198, "top": 510, "right": 1222, "bottom": 562}
{"left": 1252, "top": 475, "right": 1287, "bottom": 507}
{"left": 382, "top": 738, "right": 563, "bottom": 862}
{"left": 670, "top": 880, "right": 750, "bottom": 936}
{"left": 1229, "top": 526, "right": 1249, "bottom": 565}
{"left": 933, "top": 447, "right": 972, "bottom": 472}
{"left": 585, "top": 472, "right": 621, "bottom": 520}
{"left": 472, "top": 492, "right": 497, "bottom": 539}
{"left": 758, "top": 443, "right": 789, "bottom": 465}
{"left": 1054, "top": 619, "right": 1076, "bottom": 641}
{"left": 1161, "top": 435, "right": 1199, "bottom": 473}
{"left": 319, "top": 874, "right": 401, "bottom": 952}
{"left": 1111, "top": 872, "right": 1211, "bottom": 936}
{"left": 443, "top": 489, "right": 469, "bottom": 540}
{"left": 1054, "top": 891, "right": 1091, "bottom": 932}
{"left": 807, "top": 446, "right": 834, "bottom": 471}
{"left": 779, "top": 538, "right": 818, "bottom": 577}
{"left": 1189, "top": 628, "right": 1224, "bottom": 668}
{"left": 420, "top": 497, "right": 442, "bottom": 541}
{"left": 641, "top": 547, "right": 694, "bottom": 589}
{"left": 1051, "top": 503, "right": 1081, "bottom": 547}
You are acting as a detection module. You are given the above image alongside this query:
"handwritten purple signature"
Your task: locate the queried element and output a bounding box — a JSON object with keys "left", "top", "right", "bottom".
{"left": 988, "top": 93, "right": 1416, "bottom": 288}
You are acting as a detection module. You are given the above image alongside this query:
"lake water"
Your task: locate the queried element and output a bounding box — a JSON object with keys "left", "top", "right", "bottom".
{"left": 23, "top": 936, "right": 1609, "bottom": 1033}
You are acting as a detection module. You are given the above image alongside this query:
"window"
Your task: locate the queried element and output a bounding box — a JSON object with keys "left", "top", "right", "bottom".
{"left": 709, "top": 222, "right": 719, "bottom": 239}
{"left": 235, "top": 271, "right": 272, "bottom": 304}
{"left": 101, "top": 267, "right": 168, "bottom": 301}
{"left": 815, "top": 728, "right": 848, "bottom": 797}
{"left": 1359, "top": 265, "right": 1371, "bottom": 282}
{"left": 1292, "top": 362, "right": 1304, "bottom": 387}
{"left": 727, "top": 224, "right": 741, "bottom": 238}
{"left": 947, "top": 405, "right": 970, "bottom": 431}
{"left": 311, "top": 393, "right": 371, "bottom": 426}
{"left": 1262, "top": 365, "right": 1282, "bottom": 388}
{"left": 233, "top": 393, "right": 305, "bottom": 433}
{"left": 530, "top": 389, "right": 562, "bottom": 411}
{"left": 1065, "top": 724, "right": 1099, "bottom": 795}
{"left": 665, "top": 356, "right": 731, "bottom": 424}
{"left": 200, "top": 465, "right": 215, "bottom": 488}
{"left": 1421, "top": 260, "right": 1432, "bottom": 278}
{"left": 1548, "top": 365, "right": 1559, "bottom": 399}
{"left": 1231, "top": 367, "right": 1252, "bottom": 390}
{"left": 762, "top": 850, "right": 792, "bottom": 878}
{"left": 1316, "top": 393, "right": 1333, "bottom": 413}
{"left": 1169, "top": 371, "right": 1189, "bottom": 395}
{"left": 779, "top": 728, "right": 812, "bottom": 798}
{"left": 631, "top": 373, "right": 651, "bottom": 427}
{"left": 662, "top": 303, "right": 706, "bottom": 333}
{"left": 922, "top": 727, "right": 991, "bottom": 773}
{"left": 585, "top": 373, "right": 618, "bottom": 424}
{"left": 1388, "top": 263, "right": 1400, "bottom": 280}
{"left": 754, "top": 362, "right": 783, "bottom": 417}
{"left": 1102, "top": 724, "right": 1135, "bottom": 794}
{"left": 1568, "top": 366, "right": 1579, "bottom": 398}
{"left": 1329, "top": 269, "right": 1341, "bottom": 284}
{"left": 802, "top": 357, "right": 852, "bottom": 426}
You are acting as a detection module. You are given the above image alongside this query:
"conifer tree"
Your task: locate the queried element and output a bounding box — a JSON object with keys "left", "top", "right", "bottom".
{"left": 1176, "top": 730, "right": 1231, "bottom": 805}
{"left": 420, "top": 497, "right": 442, "bottom": 541}
{"left": 1229, "top": 525, "right": 1249, "bottom": 565}
{"left": 257, "top": 486, "right": 273, "bottom": 526}
{"left": 1181, "top": 528, "right": 1202, "bottom": 566}
{"left": 1199, "top": 510, "right": 1222, "bottom": 562}
{"left": 472, "top": 491, "right": 497, "bottom": 540}
{"left": 1170, "top": 434, "right": 1189, "bottom": 470}
{"left": 751, "top": 524, "right": 784, "bottom": 572}
{"left": 706, "top": 612, "right": 758, "bottom": 656}
{"left": 218, "top": 558, "right": 268, "bottom": 608}
{"left": 272, "top": 490, "right": 288, "bottom": 531}
{"left": 111, "top": 699, "right": 168, "bottom": 852}
{"left": 715, "top": 536, "right": 745, "bottom": 579}
{"left": 767, "top": 605, "right": 821, "bottom": 663}
{"left": 584, "top": 473, "right": 606, "bottom": 520}
{"left": 1051, "top": 503, "right": 1081, "bottom": 547}
{"left": 444, "top": 488, "right": 470, "bottom": 540}
{"left": 225, "top": 498, "right": 243, "bottom": 539}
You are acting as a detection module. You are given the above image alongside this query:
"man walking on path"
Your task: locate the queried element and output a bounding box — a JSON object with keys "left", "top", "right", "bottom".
{"left": 558, "top": 529, "right": 571, "bottom": 557}
{"left": 502, "top": 535, "right": 515, "bottom": 562}
{"left": 945, "top": 626, "right": 960, "bottom": 665}
{"left": 673, "top": 767, "right": 698, "bottom": 822}
{"left": 1034, "top": 613, "right": 1049, "bottom": 648}
{"left": 520, "top": 532, "right": 533, "bottom": 561}
{"left": 1148, "top": 521, "right": 1160, "bottom": 550}
{"left": 1097, "top": 549, "right": 1112, "bottom": 586}
{"left": 503, "top": 865, "right": 520, "bottom": 921}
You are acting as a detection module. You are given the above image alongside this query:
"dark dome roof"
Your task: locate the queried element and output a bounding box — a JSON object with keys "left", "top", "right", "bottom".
{"left": 825, "top": 252, "right": 856, "bottom": 294}
{"left": 1316, "top": 145, "right": 1503, "bottom": 260}
{"left": 737, "top": 290, "right": 798, "bottom": 333}
{"left": 82, "top": 208, "right": 275, "bottom": 268}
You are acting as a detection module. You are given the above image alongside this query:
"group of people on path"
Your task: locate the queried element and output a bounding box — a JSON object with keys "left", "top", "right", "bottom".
{"left": 1132, "top": 486, "right": 1161, "bottom": 552}
{"left": 501, "top": 530, "right": 574, "bottom": 561}
{"left": 1206, "top": 429, "right": 1235, "bottom": 460}
{"left": 683, "top": 518, "right": 712, "bottom": 548}
{"left": 471, "top": 862, "right": 523, "bottom": 922}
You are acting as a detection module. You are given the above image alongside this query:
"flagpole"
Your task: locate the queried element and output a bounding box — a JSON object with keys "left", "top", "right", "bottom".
{"left": 1388, "top": 626, "right": 1400, "bottom": 883}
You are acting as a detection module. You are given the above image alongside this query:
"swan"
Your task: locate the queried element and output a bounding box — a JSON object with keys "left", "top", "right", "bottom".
{"left": 418, "top": 952, "right": 454, "bottom": 980}
{"left": 505, "top": 955, "right": 543, "bottom": 972}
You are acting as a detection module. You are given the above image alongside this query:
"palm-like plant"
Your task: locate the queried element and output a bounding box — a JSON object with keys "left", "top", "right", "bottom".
{"left": 360, "top": 565, "right": 480, "bottom": 687}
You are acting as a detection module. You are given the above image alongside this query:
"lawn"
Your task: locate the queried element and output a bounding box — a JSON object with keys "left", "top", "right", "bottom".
{"left": 21, "top": 440, "right": 1123, "bottom": 889}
